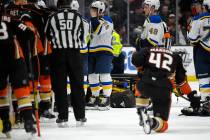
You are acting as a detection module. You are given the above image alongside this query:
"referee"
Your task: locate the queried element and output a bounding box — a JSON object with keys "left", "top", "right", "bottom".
{"left": 45, "top": 0, "right": 86, "bottom": 127}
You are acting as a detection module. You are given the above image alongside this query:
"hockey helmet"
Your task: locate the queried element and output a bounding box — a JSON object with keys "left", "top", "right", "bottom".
{"left": 90, "top": 1, "right": 106, "bottom": 13}
{"left": 203, "top": 0, "right": 210, "bottom": 9}
{"left": 37, "top": 0, "right": 47, "bottom": 8}
{"left": 70, "top": 0, "right": 79, "bottom": 11}
{"left": 143, "top": 0, "right": 160, "bottom": 10}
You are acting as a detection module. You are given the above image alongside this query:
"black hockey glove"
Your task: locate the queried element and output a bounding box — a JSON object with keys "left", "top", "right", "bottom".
{"left": 187, "top": 90, "right": 201, "bottom": 110}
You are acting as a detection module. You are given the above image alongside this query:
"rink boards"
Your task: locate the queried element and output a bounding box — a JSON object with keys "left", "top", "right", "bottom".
{"left": 123, "top": 46, "right": 196, "bottom": 81}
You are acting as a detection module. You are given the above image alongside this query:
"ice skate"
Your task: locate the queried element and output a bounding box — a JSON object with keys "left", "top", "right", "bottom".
{"left": 137, "top": 107, "right": 152, "bottom": 134}
{"left": 86, "top": 97, "right": 99, "bottom": 110}
{"left": 24, "top": 120, "right": 37, "bottom": 136}
{"left": 98, "top": 97, "right": 110, "bottom": 111}
{"left": 2, "top": 120, "right": 12, "bottom": 138}
{"left": 40, "top": 110, "right": 56, "bottom": 123}
{"left": 56, "top": 119, "right": 69, "bottom": 128}
{"left": 76, "top": 117, "right": 87, "bottom": 127}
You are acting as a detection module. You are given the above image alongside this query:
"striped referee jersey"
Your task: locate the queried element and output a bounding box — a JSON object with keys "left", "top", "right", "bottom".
{"left": 45, "top": 8, "right": 84, "bottom": 50}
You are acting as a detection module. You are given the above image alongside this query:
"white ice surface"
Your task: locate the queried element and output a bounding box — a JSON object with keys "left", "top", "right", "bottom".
{"left": 1, "top": 82, "right": 210, "bottom": 140}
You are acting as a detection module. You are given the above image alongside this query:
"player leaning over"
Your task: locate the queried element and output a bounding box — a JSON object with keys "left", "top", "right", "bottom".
{"left": 187, "top": 0, "right": 210, "bottom": 116}
{"left": 87, "top": 1, "right": 113, "bottom": 110}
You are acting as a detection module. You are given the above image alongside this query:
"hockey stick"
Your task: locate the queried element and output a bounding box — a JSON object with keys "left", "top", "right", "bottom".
{"left": 174, "top": 92, "right": 190, "bottom": 102}
{"left": 173, "top": 91, "right": 208, "bottom": 105}
{"left": 27, "top": 40, "right": 41, "bottom": 137}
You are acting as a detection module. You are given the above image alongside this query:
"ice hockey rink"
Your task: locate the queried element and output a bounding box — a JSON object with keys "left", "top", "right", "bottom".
{"left": 0, "top": 82, "right": 210, "bottom": 140}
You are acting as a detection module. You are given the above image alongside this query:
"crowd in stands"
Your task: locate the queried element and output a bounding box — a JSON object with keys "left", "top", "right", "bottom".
{"left": 3, "top": 0, "right": 196, "bottom": 46}
{"left": 85, "top": 0, "right": 195, "bottom": 46}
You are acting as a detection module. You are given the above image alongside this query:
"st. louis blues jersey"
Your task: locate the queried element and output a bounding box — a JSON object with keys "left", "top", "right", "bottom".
{"left": 141, "top": 15, "right": 170, "bottom": 48}
{"left": 188, "top": 12, "right": 210, "bottom": 52}
{"left": 89, "top": 16, "right": 113, "bottom": 54}
{"left": 80, "top": 18, "right": 90, "bottom": 54}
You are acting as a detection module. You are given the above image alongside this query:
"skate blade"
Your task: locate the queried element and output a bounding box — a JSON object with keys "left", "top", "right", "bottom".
{"left": 13, "top": 123, "right": 24, "bottom": 129}
{"left": 139, "top": 110, "right": 151, "bottom": 134}
{"left": 98, "top": 106, "right": 110, "bottom": 111}
{"left": 143, "top": 120, "right": 151, "bottom": 134}
{"left": 85, "top": 106, "right": 99, "bottom": 110}
{"left": 40, "top": 117, "right": 55, "bottom": 123}
{"left": 57, "top": 123, "right": 69, "bottom": 128}
{"left": 25, "top": 132, "right": 36, "bottom": 140}
{"left": 76, "top": 122, "right": 85, "bottom": 127}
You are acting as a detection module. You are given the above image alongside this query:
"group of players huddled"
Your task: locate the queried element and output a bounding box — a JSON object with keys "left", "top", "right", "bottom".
{"left": 0, "top": 0, "right": 210, "bottom": 137}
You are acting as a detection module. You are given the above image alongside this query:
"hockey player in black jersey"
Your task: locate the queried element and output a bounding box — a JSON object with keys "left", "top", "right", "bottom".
{"left": 0, "top": 3, "right": 36, "bottom": 137}
{"left": 6, "top": 0, "right": 56, "bottom": 121}
{"left": 132, "top": 45, "right": 200, "bottom": 133}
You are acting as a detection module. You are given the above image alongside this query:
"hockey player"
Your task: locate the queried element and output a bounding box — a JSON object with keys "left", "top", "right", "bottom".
{"left": 187, "top": 0, "right": 210, "bottom": 115}
{"left": 0, "top": 4, "right": 36, "bottom": 136}
{"left": 6, "top": 0, "right": 55, "bottom": 120}
{"left": 87, "top": 1, "right": 114, "bottom": 110}
{"left": 136, "top": 0, "right": 170, "bottom": 49}
{"left": 132, "top": 45, "right": 201, "bottom": 133}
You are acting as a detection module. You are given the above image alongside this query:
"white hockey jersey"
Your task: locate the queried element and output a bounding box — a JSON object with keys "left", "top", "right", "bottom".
{"left": 141, "top": 15, "right": 169, "bottom": 47}
{"left": 188, "top": 12, "right": 210, "bottom": 52}
{"left": 80, "top": 18, "right": 90, "bottom": 54}
{"left": 89, "top": 16, "right": 114, "bottom": 54}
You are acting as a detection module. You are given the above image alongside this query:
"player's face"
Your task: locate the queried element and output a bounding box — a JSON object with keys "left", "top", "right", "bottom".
{"left": 143, "top": 4, "right": 151, "bottom": 16}
{"left": 90, "top": 8, "right": 98, "bottom": 17}
{"left": 195, "top": 3, "right": 202, "bottom": 14}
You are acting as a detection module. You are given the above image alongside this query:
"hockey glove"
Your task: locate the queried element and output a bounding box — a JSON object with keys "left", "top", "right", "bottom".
{"left": 187, "top": 90, "right": 201, "bottom": 110}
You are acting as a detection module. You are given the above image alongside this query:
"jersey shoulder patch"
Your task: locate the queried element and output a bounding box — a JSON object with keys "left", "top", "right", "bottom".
{"left": 148, "top": 15, "right": 162, "bottom": 23}
{"left": 102, "top": 16, "right": 113, "bottom": 23}
{"left": 193, "top": 12, "right": 210, "bottom": 20}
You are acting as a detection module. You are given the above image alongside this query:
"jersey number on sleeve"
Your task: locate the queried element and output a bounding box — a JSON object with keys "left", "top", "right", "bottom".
{"left": 0, "top": 22, "right": 9, "bottom": 40}
{"left": 149, "top": 52, "right": 173, "bottom": 71}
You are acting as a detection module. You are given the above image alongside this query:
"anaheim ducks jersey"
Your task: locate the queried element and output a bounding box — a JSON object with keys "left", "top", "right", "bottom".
{"left": 188, "top": 12, "right": 210, "bottom": 52}
{"left": 80, "top": 18, "right": 90, "bottom": 54}
{"left": 6, "top": 2, "right": 51, "bottom": 43}
{"left": 141, "top": 15, "right": 170, "bottom": 48}
{"left": 89, "top": 16, "right": 113, "bottom": 54}
{"left": 0, "top": 15, "right": 33, "bottom": 54}
{"left": 132, "top": 47, "right": 185, "bottom": 88}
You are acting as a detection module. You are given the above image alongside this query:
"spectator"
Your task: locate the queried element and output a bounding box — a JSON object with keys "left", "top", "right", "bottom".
{"left": 168, "top": 14, "right": 176, "bottom": 44}
{"left": 160, "top": 4, "right": 169, "bottom": 22}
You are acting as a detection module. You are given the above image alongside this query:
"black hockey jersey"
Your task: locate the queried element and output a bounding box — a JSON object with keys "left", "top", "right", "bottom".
{"left": 0, "top": 15, "right": 33, "bottom": 61}
{"left": 6, "top": 2, "right": 52, "bottom": 43}
{"left": 132, "top": 47, "right": 186, "bottom": 88}
{"left": 0, "top": 15, "right": 33, "bottom": 47}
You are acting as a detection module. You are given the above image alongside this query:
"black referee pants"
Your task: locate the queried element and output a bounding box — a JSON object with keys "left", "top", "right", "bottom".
{"left": 50, "top": 49, "right": 85, "bottom": 121}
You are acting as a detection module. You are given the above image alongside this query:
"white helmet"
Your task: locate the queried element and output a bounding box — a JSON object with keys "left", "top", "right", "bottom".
{"left": 143, "top": 0, "right": 160, "bottom": 10}
{"left": 203, "top": 0, "right": 210, "bottom": 9}
{"left": 37, "top": 0, "right": 47, "bottom": 8}
{"left": 70, "top": 0, "right": 79, "bottom": 11}
{"left": 91, "top": 1, "right": 106, "bottom": 13}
